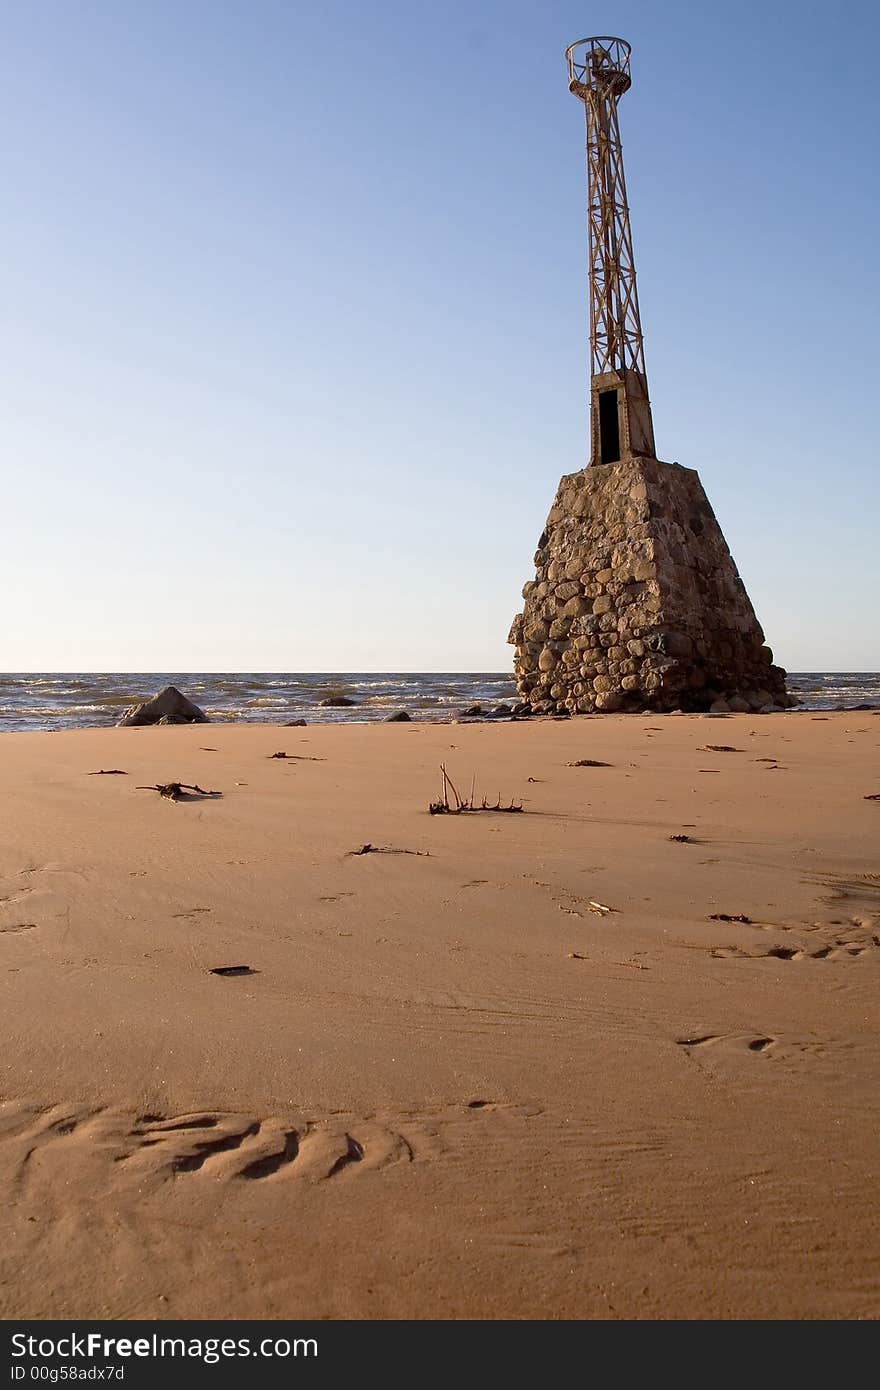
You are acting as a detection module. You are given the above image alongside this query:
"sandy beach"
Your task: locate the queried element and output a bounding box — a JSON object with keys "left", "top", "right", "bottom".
{"left": 0, "top": 711, "right": 877, "bottom": 1320}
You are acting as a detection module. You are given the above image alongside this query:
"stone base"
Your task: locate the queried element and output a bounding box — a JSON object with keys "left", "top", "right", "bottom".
{"left": 508, "top": 458, "right": 789, "bottom": 715}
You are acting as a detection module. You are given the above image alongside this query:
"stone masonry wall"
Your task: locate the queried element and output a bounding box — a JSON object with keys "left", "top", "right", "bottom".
{"left": 508, "top": 458, "right": 789, "bottom": 714}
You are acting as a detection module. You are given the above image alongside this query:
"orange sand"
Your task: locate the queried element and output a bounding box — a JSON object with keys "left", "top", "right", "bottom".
{"left": 0, "top": 712, "right": 877, "bottom": 1319}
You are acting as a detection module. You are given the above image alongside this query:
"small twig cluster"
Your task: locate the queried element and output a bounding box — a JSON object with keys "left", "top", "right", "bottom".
{"left": 429, "top": 765, "right": 523, "bottom": 816}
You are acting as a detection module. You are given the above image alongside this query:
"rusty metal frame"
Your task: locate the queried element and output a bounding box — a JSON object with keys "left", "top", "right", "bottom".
{"left": 566, "top": 37, "right": 656, "bottom": 462}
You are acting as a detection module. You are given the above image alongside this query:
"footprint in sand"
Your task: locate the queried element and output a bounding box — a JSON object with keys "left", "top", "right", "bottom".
{"left": 810, "top": 876, "right": 880, "bottom": 922}
{"left": 709, "top": 939, "right": 875, "bottom": 961}
{"left": 675, "top": 1032, "right": 851, "bottom": 1072}
{"left": 2, "top": 1105, "right": 417, "bottom": 1191}
{"left": 0, "top": 1098, "right": 536, "bottom": 1197}
{"left": 0, "top": 887, "right": 36, "bottom": 906}
{"left": 699, "top": 909, "right": 879, "bottom": 962}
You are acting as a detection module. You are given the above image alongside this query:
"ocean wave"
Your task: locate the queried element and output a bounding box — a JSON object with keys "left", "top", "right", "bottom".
{"left": 0, "top": 702, "right": 115, "bottom": 716}
{"left": 0, "top": 673, "right": 876, "bottom": 730}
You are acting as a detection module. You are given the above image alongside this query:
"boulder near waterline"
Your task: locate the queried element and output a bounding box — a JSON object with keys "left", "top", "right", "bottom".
{"left": 116, "top": 686, "right": 209, "bottom": 727}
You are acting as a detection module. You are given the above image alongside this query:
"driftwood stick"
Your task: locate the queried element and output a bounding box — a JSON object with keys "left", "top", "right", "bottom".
{"left": 445, "top": 768, "right": 464, "bottom": 810}
{"left": 136, "top": 782, "right": 221, "bottom": 801}
{"left": 268, "top": 752, "right": 325, "bottom": 761}
{"left": 347, "top": 844, "right": 429, "bottom": 857}
{"left": 429, "top": 765, "right": 523, "bottom": 815}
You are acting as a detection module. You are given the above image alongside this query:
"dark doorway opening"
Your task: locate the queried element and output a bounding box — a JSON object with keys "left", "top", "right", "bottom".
{"left": 598, "top": 389, "right": 621, "bottom": 463}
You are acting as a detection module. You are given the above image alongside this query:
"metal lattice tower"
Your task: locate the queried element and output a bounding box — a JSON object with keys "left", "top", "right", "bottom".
{"left": 566, "top": 37, "right": 656, "bottom": 466}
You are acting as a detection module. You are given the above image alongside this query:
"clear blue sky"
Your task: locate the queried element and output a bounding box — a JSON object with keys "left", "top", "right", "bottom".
{"left": 2, "top": 0, "right": 877, "bottom": 672}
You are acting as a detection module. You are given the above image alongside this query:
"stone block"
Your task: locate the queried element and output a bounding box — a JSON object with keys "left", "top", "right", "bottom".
{"left": 595, "top": 691, "right": 624, "bottom": 711}
{"left": 509, "top": 457, "right": 787, "bottom": 714}
{"left": 554, "top": 581, "right": 581, "bottom": 601}
{"left": 563, "top": 596, "right": 591, "bottom": 617}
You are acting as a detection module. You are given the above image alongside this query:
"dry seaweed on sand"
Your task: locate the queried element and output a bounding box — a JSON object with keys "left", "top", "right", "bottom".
{"left": 709, "top": 912, "right": 753, "bottom": 924}
{"left": 137, "top": 782, "right": 221, "bottom": 801}
{"left": 88, "top": 769, "right": 127, "bottom": 775}
{"left": 429, "top": 765, "right": 523, "bottom": 815}
{"left": 267, "top": 751, "right": 324, "bottom": 761}
{"left": 566, "top": 759, "right": 611, "bottom": 768}
{"left": 347, "top": 844, "right": 430, "bottom": 857}
{"left": 699, "top": 745, "right": 741, "bottom": 753}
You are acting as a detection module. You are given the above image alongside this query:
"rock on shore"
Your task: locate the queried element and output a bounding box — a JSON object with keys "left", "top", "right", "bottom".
{"left": 116, "top": 686, "right": 209, "bottom": 727}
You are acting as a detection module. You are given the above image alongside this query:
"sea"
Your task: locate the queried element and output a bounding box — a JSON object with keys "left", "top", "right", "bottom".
{"left": 0, "top": 672, "right": 878, "bottom": 733}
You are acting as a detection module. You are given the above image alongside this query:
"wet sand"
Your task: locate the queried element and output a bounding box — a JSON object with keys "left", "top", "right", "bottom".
{"left": 0, "top": 712, "right": 878, "bottom": 1319}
